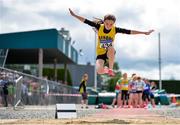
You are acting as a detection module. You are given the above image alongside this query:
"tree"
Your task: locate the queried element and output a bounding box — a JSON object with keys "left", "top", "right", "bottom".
{"left": 113, "top": 62, "right": 119, "bottom": 70}
{"left": 43, "top": 68, "right": 72, "bottom": 86}
{"left": 102, "top": 62, "right": 122, "bottom": 92}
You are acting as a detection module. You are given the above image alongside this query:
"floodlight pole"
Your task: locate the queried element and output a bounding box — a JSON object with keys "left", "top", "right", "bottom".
{"left": 158, "top": 33, "right": 162, "bottom": 90}
{"left": 94, "top": 29, "right": 97, "bottom": 90}
{"left": 38, "top": 48, "right": 43, "bottom": 78}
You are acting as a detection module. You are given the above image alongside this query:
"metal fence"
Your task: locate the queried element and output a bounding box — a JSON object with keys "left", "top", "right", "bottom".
{"left": 0, "top": 67, "right": 81, "bottom": 108}
{"left": 14, "top": 76, "right": 24, "bottom": 109}
{"left": 0, "top": 49, "right": 9, "bottom": 67}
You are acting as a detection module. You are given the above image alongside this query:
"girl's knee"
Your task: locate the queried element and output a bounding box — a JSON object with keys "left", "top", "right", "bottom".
{"left": 108, "top": 47, "right": 115, "bottom": 53}
{"left": 97, "top": 67, "right": 104, "bottom": 74}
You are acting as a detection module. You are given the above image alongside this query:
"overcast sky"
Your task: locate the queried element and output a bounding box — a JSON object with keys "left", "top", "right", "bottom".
{"left": 1, "top": 0, "right": 180, "bottom": 80}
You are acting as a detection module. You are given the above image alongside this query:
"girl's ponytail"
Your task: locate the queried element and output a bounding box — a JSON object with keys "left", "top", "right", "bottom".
{"left": 93, "top": 17, "right": 104, "bottom": 24}
{"left": 92, "top": 17, "right": 103, "bottom": 33}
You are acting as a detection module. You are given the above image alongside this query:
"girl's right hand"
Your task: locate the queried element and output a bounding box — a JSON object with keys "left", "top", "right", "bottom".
{"left": 69, "top": 8, "right": 76, "bottom": 16}
{"left": 145, "top": 29, "right": 154, "bottom": 35}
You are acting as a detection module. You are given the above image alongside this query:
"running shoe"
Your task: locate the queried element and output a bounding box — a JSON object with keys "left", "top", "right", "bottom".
{"left": 108, "top": 69, "right": 115, "bottom": 77}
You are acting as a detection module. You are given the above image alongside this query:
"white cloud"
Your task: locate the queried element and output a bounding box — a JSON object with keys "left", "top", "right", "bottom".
{"left": 122, "top": 64, "right": 180, "bottom": 80}
{"left": 1, "top": 0, "right": 180, "bottom": 80}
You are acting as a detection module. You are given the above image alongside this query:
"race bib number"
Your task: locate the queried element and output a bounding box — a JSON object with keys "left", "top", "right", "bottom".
{"left": 100, "top": 40, "right": 113, "bottom": 49}
{"left": 131, "top": 82, "right": 136, "bottom": 90}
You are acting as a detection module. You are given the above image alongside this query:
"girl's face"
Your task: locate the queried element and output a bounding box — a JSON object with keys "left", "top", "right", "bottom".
{"left": 137, "top": 77, "right": 141, "bottom": 81}
{"left": 123, "top": 73, "right": 127, "bottom": 79}
{"left": 84, "top": 75, "right": 88, "bottom": 81}
{"left": 133, "top": 76, "right": 137, "bottom": 81}
{"left": 104, "top": 20, "right": 115, "bottom": 30}
{"left": 151, "top": 82, "right": 155, "bottom": 86}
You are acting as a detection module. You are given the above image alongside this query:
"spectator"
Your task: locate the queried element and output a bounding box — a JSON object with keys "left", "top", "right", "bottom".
{"left": 136, "top": 76, "right": 145, "bottom": 108}
{"left": 0, "top": 86, "right": 3, "bottom": 107}
{"left": 150, "top": 81, "right": 157, "bottom": 91}
{"left": 79, "top": 73, "right": 89, "bottom": 109}
{"left": 119, "top": 73, "right": 130, "bottom": 108}
{"left": 129, "top": 74, "right": 138, "bottom": 108}
{"left": 8, "top": 82, "right": 15, "bottom": 106}
{"left": 3, "top": 84, "right": 8, "bottom": 107}
{"left": 21, "top": 82, "right": 28, "bottom": 105}
{"left": 150, "top": 81, "right": 156, "bottom": 107}
{"left": 111, "top": 79, "right": 121, "bottom": 108}
{"left": 142, "top": 79, "right": 151, "bottom": 107}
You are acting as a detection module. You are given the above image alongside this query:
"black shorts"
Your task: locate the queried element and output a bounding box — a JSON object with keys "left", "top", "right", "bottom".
{"left": 96, "top": 51, "right": 108, "bottom": 63}
{"left": 136, "top": 90, "right": 143, "bottom": 94}
{"left": 96, "top": 51, "right": 116, "bottom": 63}
{"left": 82, "top": 92, "right": 88, "bottom": 100}
{"left": 150, "top": 93, "right": 155, "bottom": 99}
{"left": 121, "top": 90, "right": 129, "bottom": 100}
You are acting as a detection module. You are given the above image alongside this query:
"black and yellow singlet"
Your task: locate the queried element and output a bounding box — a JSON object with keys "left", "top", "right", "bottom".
{"left": 79, "top": 80, "right": 87, "bottom": 94}
{"left": 84, "top": 19, "right": 131, "bottom": 56}
{"left": 120, "top": 78, "right": 129, "bottom": 91}
{"left": 97, "top": 24, "right": 116, "bottom": 55}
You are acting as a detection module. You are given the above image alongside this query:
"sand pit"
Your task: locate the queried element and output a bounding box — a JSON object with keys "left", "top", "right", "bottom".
{"left": 0, "top": 105, "right": 180, "bottom": 125}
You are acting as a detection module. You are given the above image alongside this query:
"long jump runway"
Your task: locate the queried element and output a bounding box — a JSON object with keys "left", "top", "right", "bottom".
{"left": 0, "top": 105, "right": 180, "bottom": 125}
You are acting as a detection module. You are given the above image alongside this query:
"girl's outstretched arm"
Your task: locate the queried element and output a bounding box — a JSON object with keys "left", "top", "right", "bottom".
{"left": 69, "top": 8, "right": 85, "bottom": 22}
{"left": 130, "top": 29, "right": 154, "bottom": 35}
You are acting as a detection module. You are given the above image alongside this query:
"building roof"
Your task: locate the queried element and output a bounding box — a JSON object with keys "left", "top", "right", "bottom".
{"left": 0, "top": 28, "right": 78, "bottom": 64}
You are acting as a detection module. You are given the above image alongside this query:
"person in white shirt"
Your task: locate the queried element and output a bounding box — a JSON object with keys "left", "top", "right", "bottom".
{"left": 129, "top": 74, "right": 138, "bottom": 108}
{"left": 136, "top": 76, "right": 145, "bottom": 108}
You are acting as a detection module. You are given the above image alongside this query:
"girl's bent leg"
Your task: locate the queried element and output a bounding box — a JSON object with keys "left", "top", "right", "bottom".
{"left": 107, "top": 47, "right": 115, "bottom": 70}
{"left": 96, "top": 59, "right": 105, "bottom": 74}
{"left": 107, "top": 47, "right": 115, "bottom": 76}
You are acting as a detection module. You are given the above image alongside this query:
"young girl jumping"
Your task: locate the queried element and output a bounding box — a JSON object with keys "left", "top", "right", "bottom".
{"left": 69, "top": 8, "right": 154, "bottom": 77}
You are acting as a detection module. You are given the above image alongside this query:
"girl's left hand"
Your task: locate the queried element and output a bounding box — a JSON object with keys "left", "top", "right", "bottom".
{"left": 145, "top": 29, "right": 154, "bottom": 35}
{"left": 69, "top": 8, "right": 76, "bottom": 17}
